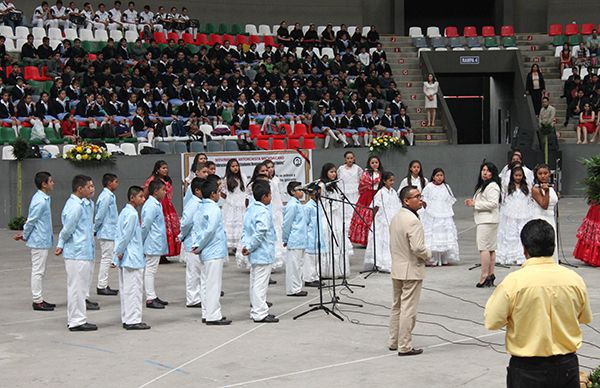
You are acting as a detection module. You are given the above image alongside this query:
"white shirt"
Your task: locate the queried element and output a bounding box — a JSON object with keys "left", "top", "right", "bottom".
{"left": 51, "top": 5, "right": 67, "bottom": 17}
{"left": 399, "top": 176, "right": 428, "bottom": 193}
{"left": 109, "top": 8, "right": 121, "bottom": 22}
{"left": 139, "top": 10, "right": 153, "bottom": 23}
{"left": 337, "top": 164, "right": 363, "bottom": 195}
{"left": 122, "top": 9, "right": 137, "bottom": 23}
{"left": 0, "top": 1, "right": 15, "bottom": 12}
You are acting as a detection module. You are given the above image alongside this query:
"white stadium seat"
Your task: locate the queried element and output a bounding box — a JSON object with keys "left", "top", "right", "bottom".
{"left": 48, "top": 27, "right": 62, "bottom": 40}
{"left": 15, "top": 26, "right": 29, "bottom": 39}
{"left": 245, "top": 24, "right": 258, "bottom": 35}
{"left": 94, "top": 29, "right": 108, "bottom": 42}
{"left": 0, "top": 25, "right": 15, "bottom": 39}
{"left": 137, "top": 142, "right": 152, "bottom": 153}
{"left": 49, "top": 39, "right": 61, "bottom": 50}
{"left": 16, "top": 38, "right": 26, "bottom": 51}
{"left": 120, "top": 143, "right": 137, "bottom": 156}
{"left": 32, "top": 27, "right": 46, "bottom": 40}
{"left": 64, "top": 28, "right": 78, "bottom": 40}
{"left": 347, "top": 26, "right": 357, "bottom": 36}
{"left": 106, "top": 143, "right": 120, "bottom": 153}
{"left": 258, "top": 24, "right": 271, "bottom": 36}
{"left": 409, "top": 26, "right": 423, "bottom": 38}
{"left": 321, "top": 47, "right": 334, "bottom": 58}
{"left": 2, "top": 146, "right": 15, "bottom": 160}
{"left": 362, "top": 26, "right": 370, "bottom": 35}
{"left": 78, "top": 29, "right": 94, "bottom": 41}
{"left": 42, "top": 145, "right": 60, "bottom": 157}
{"left": 427, "top": 26, "right": 441, "bottom": 38}
{"left": 125, "top": 30, "right": 138, "bottom": 42}
{"left": 302, "top": 25, "right": 309, "bottom": 34}
{"left": 317, "top": 25, "right": 326, "bottom": 35}
{"left": 109, "top": 30, "right": 123, "bottom": 41}
{"left": 4, "top": 38, "right": 16, "bottom": 52}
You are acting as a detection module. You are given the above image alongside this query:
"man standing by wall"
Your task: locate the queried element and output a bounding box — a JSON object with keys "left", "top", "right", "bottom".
{"left": 388, "top": 185, "right": 431, "bottom": 356}
{"left": 485, "top": 219, "right": 592, "bottom": 387}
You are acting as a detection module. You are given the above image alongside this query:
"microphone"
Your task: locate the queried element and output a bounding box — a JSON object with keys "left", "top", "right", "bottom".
{"left": 323, "top": 178, "right": 341, "bottom": 187}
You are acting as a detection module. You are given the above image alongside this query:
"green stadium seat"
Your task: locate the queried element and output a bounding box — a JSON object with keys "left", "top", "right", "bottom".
{"left": 18, "top": 127, "right": 31, "bottom": 140}
{"left": 551, "top": 35, "right": 566, "bottom": 46}
{"left": 502, "top": 36, "right": 516, "bottom": 48}
{"left": 218, "top": 23, "right": 229, "bottom": 34}
{"left": 221, "top": 109, "right": 233, "bottom": 124}
{"left": 1, "top": 127, "right": 16, "bottom": 143}
{"left": 230, "top": 24, "right": 244, "bottom": 35}
{"left": 568, "top": 34, "right": 583, "bottom": 46}
{"left": 44, "top": 127, "right": 64, "bottom": 144}
{"left": 204, "top": 23, "right": 216, "bottom": 34}
{"left": 484, "top": 36, "right": 499, "bottom": 48}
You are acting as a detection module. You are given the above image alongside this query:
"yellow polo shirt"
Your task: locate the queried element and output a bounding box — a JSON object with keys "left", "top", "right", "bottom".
{"left": 484, "top": 257, "right": 592, "bottom": 357}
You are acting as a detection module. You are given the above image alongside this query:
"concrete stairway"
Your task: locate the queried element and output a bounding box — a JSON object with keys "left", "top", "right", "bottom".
{"left": 515, "top": 33, "right": 575, "bottom": 144}
{"left": 380, "top": 35, "right": 449, "bottom": 145}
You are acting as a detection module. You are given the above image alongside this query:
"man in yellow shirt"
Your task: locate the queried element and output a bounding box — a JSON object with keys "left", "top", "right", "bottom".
{"left": 485, "top": 219, "right": 592, "bottom": 388}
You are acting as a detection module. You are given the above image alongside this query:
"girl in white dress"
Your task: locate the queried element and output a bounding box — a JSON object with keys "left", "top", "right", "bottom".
{"left": 496, "top": 166, "right": 534, "bottom": 265}
{"left": 221, "top": 158, "right": 247, "bottom": 252}
{"left": 399, "top": 160, "right": 428, "bottom": 193}
{"left": 319, "top": 163, "right": 354, "bottom": 278}
{"left": 337, "top": 151, "right": 363, "bottom": 228}
{"left": 423, "top": 73, "right": 439, "bottom": 127}
{"left": 364, "top": 171, "right": 400, "bottom": 272}
{"left": 421, "top": 168, "right": 459, "bottom": 266}
{"left": 531, "top": 164, "right": 559, "bottom": 262}
{"left": 264, "top": 159, "right": 285, "bottom": 270}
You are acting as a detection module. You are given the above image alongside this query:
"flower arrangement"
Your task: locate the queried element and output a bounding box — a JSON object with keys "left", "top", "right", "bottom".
{"left": 62, "top": 142, "right": 113, "bottom": 162}
{"left": 368, "top": 135, "right": 407, "bottom": 154}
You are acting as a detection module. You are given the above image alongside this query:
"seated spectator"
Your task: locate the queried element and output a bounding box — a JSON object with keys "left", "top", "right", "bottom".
{"left": 51, "top": 0, "right": 69, "bottom": 29}
{"left": 559, "top": 43, "right": 572, "bottom": 74}
{"left": 566, "top": 89, "right": 588, "bottom": 126}
{"left": 231, "top": 106, "right": 250, "bottom": 139}
{"left": 132, "top": 105, "right": 155, "bottom": 141}
{"left": 586, "top": 30, "right": 600, "bottom": 56}
{"left": 0, "top": 0, "right": 23, "bottom": 30}
{"left": 576, "top": 102, "right": 597, "bottom": 144}
{"left": 321, "top": 24, "right": 336, "bottom": 47}
{"left": 21, "top": 34, "right": 38, "bottom": 66}
{"left": 340, "top": 109, "right": 360, "bottom": 146}
{"left": 303, "top": 24, "right": 319, "bottom": 47}
{"left": 396, "top": 107, "right": 413, "bottom": 144}
{"left": 31, "top": 1, "right": 52, "bottom": 28}
{"left": 0, "top": 90, "right": 19, "bottom": 129}
{"left": 60, "top": 113, "right": 80, "bottom": 143}
{"left": 367, "top": 25, "right": 380, "bottom": 47}
{"left": 573, "top": 42, "right": 590, "bottom": 72}
{"left": 0, "top": 36, "right": 15, "bottom": 67}
{"left": 357, "top": 47, "right": 370, "bottom": 67}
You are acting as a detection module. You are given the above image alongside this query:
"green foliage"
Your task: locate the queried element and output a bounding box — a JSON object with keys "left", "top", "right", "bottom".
{"left": 582, "top": 155, "right": 600, "bottom": 203}
{"left": 11, "top": 137, "right": 29, "bottom": 161}
{"left": 539, "top": 123, "right": 554, "bottom": 137}
{"left": 8, "top": 216, "right": 26, "bottom": 230}
{"left": 589, "top": 364, "right": 600, "bottom": 387}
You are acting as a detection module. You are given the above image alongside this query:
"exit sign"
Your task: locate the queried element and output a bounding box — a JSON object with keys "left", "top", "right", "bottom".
{"left": 460, "top": 56, "right": 480, "bottom": 65}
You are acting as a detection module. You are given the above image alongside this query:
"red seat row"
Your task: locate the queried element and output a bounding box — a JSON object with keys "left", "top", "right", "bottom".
{"left": 444, "top": 25, "right": 514, "bottom": 38}
{"left": 549, "top": 23, "right": 599, "bottom": 36}
{"left": 145, "top": 31, "right": 278, "bottom": 47}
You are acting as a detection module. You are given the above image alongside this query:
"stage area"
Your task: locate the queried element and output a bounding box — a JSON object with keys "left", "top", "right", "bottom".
{"left": 1, "top": 197, "right": 599, "bottom": 388}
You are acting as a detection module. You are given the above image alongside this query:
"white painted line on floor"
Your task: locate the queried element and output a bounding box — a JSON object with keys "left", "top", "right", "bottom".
{"left": 457, "top": 225, "right": 476, "bottom": 235}
{"left": 220, "top": 331, "right": 505, "bottom": 387}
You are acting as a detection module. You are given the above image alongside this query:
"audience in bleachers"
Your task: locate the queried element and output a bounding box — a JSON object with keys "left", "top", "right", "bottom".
{"left": 0, "top": 2, "right": 410, "bottom": 149}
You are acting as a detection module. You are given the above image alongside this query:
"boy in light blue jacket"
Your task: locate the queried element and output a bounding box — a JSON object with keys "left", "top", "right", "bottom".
{"left": 241, "top": 180, "right": 278, "bottom": 323}
{"left": 55, "top": 175, "right": 97, "bottom": 331}
{"left": 94, "top": 173, "right": 119, "bottom": 296}
{"left": 281, "top": 181, "right": 308, "bottom": 297}
{"left": 113, "top": 186, "right": 151, "bottom": 330}
{"left": 178, "top": 177, "right": 205, "bottom": 308}
{"left": 15, "top": 171, "right": 55, "bottom": 311}
{"left": 141, "top": 179, "right": 168, "bottom": 309}
{"left": 191, "top": 178, "right": 231, "bottom": 326}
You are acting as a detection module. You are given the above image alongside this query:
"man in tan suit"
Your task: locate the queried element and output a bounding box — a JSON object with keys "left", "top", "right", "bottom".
{"left": 388, "top": 185, "right": 432, "bottom": 356}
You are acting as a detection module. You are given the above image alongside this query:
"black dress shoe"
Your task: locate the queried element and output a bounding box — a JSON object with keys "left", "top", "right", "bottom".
{"left": 43, "top": 301, "right": 56, "bottom": 308}
{"left": 32, "top": 302, "right": 54, "bottom": 311}
{"left": 287, "top": 291, "right": 308, "bottom": 297}
{"left": 202, "top": 316, "right": 226, "bottom": 323}
{"left": 69, "top": 322, "right": 98, "bottom": 331}
{"left": 206, "top": 318, "right": 232, "bottom": 326}
{"left": 268, "top": 278, "right": 277, "bottom": 285}
{"left": 186, "top": 302, "right": 202, "bottom": 308}
{"left": 253, "top": 314, "right": 279, "bottom": 323}
{"left": 389, "top": 347, "right": 397, "bottom": 351}
{"left": 155, "top": 297, "right": 169, "bottom": 306}
{"left": 398, "top": 348, "right": 423, "bottom": 356}
{"left": 159, "top": 256, "right": 171, "bottom": 264}
{"left": 221, "top": 291, "right": 225, "bottom": 297}
{"left": 86, "top": 300, "right": 100, "bottom": 310}
{"left": 97, "top": 286, "right": 119, "bottom": 296}
{"left": 267, "top": 301, "right": 273, "bottom": 308}
{"left": 124, "top": 322, "right": 151, "bottom": 330}
{"left": 146, "top": 299, "right": 165, "bottom": 309}
{"left": 304, "top": 281, "right": 323, "bottom": 288}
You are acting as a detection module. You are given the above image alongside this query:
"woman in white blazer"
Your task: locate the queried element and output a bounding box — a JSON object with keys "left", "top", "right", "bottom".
{"left": 465, "top": 162, "right": 501, "bottom": 288}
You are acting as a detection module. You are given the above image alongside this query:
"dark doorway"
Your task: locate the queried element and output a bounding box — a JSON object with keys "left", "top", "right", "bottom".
{"left": 405, "top": 0, "right": 498, "bottom": 35}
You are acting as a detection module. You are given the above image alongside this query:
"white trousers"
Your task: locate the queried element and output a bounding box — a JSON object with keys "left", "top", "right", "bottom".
{"left": 303, "top": 253, "right": 319, "bottom": 282}
{"left": 249, "top": 263, "right": 272, "bottom": 321}
{"left": 65, "top": 259, "right": 93, "bottom": 328}
{"left": 31, "top": 248, "right": 49, "bottom": 303}
{"left": 285, "top": 249, "right": 304, "bottom": 295}
{"left": 184, "top": 250, "right": 202, "bottom": 305}
{"left": 200, "top": 258, "right": 225, "bottom": 321}
{"left": 144, "top": 255, "right": 160, "bottom": 301}
{"left": 97, "top": 239, "right": 114, "bottom": 289}
{"left": 86, "top": 256, "right": 95, "bottom": 299}
{"left": 118, "top": 267, "right": 144, "bottom": 325}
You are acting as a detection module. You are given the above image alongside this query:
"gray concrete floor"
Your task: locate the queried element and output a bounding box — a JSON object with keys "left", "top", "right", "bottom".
{"left": 1, "top": 197, "right": 599, "bottom": 388}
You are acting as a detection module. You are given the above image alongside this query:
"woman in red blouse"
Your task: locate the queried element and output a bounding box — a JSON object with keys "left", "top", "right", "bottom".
{"left": 349, "top": 155, "right": 383, "bottom": 246}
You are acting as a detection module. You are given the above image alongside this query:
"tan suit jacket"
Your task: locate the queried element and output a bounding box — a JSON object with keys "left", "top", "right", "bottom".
{"left": 389, "top": 207, "right": 432, "bottom": 280}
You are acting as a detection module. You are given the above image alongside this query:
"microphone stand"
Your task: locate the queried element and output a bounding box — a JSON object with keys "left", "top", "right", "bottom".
{"left": 294, "top": 188, "right": 344, "bottom": 321}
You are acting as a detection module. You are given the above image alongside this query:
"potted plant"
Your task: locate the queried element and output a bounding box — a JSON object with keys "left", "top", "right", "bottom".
{"left": 539, "top": 122, "right": 554, "bottom": 164}
{"left": 8, "top": 137, "right": 29, "bottom": 230}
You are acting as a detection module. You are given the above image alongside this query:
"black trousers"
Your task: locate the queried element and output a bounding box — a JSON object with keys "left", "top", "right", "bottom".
{"left": 507, "top": 353, "right": 579, "bottom": 388}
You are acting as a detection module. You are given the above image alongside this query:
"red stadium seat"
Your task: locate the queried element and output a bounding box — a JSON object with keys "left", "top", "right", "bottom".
{"left": 167, "top": 32, "right": 179, "bottom": 41}
{"left": 565, "top": 23, "right": 579, "bottom": 36}
{"left": 87, "top": 53, "right": 97, "bottom": 61}
{"left": 249, "top": 35, "right": 261, "bottom": 44}
{"left": 249, "top": 124, "right": 262, "bottom": 139}
{"left": 481, "top": 26, "right": 495, "bottom": 37}
{"left": 272, "top": 139, "right": 286, "bottom": 150}
{"left": 500, "top": 25, "right": 515, "bottom": 37}
{"left": 153, "top": 32, "right": 167, "bottom": 44}
{"left": 24, "top": 66, "right": 51, "bottom": 81}
{"left": 263, "top": 35, "right": 276, "bottom": 46}
{"left": 236, "top": 34, "right": 248, "bottom": 45}
{"left": 302, "top": 137, "right": 316, "bottom": 149}
{"left": 463, "top": 26, "right": 478, "bottom": 37}
{"left": 287, "top": 138, "right": 301, "bottom": 149}
{"left": 209, "top": 34, "right": 223, "bottom": 45}
{"left": 444, "top": 26, "right": 459, "bottom": 38}
{"left": 581, "top": 23, "right": 595, "bottom": 35}
{"left": 279, "top": 123, "right": 293, "bottom": 136}
{"left": 222, "top": 34, "right": 235, "bottom": 44}
{"left": 548, "top": 24, "right": 563, "bottom": 36}
{"left": 182, "top": 33, "right": 194, "bottom": 44}
{"left": 256, "top": 139, "right": 269, "bottom": 149}
{"left": 195, "top": 33, "right": 208, "bottom": 46}
{"left": 290, "top": 123, "right": 307, "bottom": 139}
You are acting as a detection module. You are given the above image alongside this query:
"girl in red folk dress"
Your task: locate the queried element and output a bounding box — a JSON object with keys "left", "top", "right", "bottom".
{"left": 145, "top": 160, "right": 181, "bottom": 259}
{"left": 348, "top": 155, "right": 383, "bottom": 246}
{"left": 574, "top": 156, "right": 600, "bottom": 266}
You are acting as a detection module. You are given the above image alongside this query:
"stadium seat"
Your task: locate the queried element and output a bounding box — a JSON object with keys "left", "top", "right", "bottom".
{"left": 408, "top": 26, "right": 423, "bottom": 38}
{"left": 426, "top": 26, "right": 441, "bottom": 38}
{"left": 18, "top": 126, "right": 31, "bottom": 140}
{"left": 291, "top": 123, "right": 308, "bottom": 139}
{"left": 155, "top": 142, "right": 171, "bottom": 154}
{"left": 0, "top": 26, "right": 14, "bottom": 39}
{"left": 105, "top": 143, "right": 120, "bottom": 153}
{"left": 94, "top": 29, "right": 108, "bottom": 42}
{"left": 271, "top": 139, "right": 286, "bottom": 150}
{"left": 321, "top": 47, "right": 335, "bottom": 58}
{"left": 223, "top": 33, "right": 235, "bottom": 44}
{"left": 2, "top": 145, "right": 15, "bottom": 160}
{"left": 499, "top": 25, "right": 514, "bottom": 37}
{"left": 449, "top": 37, "right": 465, "bottom": 49}
{"left": 1, "top": 127, "right": 16, "bottom": 143}
{"left": 79, "top": 29, "right": 94, "bottom": 41}
{"left": 552, "top": 35, "right": 567, "bottom": 46}
{"left": 317, "top": 26, "right": 326, "bottom": 36}
{"left": 224, "top": 140, "right": 239, "bottom": 151}
{"left": 263, "top": 35, "right": 276, "bottom": 46}
{"left": 153, "top": 31, "right": 167, "bottom": 44}
{"left": 287, "top": 138, "right": 301, "bottom": 149}
{"left": 182, "top": 33, "right": 194, "bottom": 44}
{"left": 120, "top": 143, "right": 136, "bottom": 155}
{"left": 236, "top": 34, "right": 248, "bottom": 45}
{"left": 502, "top": 36, "right": 518, "bottom": 49}
{"left": 195, "top": 33, "right": 208, "bottom": 45}
{"left": 481, "top": 26, "right": 495, "bottom": 37}
{"left": 63, "top": 144, "right": 75, "bottom": 154}
{"left": 256, "top": 139, "right": 269, "bottom": 149}
{"left": 431, "top": 36, "right": 447, "bottom": 50}
{"left": 209, "top": 34, "right": 223, "bottom": 45}
{"left": 444, "top": 26, "right": 459, "bottom": 38}
{"left": 109, "top": 30, "right": 123, "bottom": 41}
{"left": 167, "top": 32, "right": 179, "bottom": 41}
{"left": 4, "top": 39, "right": 15, "bottom": 52}
{"left": 347, "top": 26, "right": 356, "bottom": 36}
{"left": 569, "top": 34, "right": 584, "bottom": 45}
{"left": 412, "top": 36, "right": 428, "bottom": 49}
{"left": 245, "top": 24, "right": 258, "bottom": 35}
{"left": 24, "top": 66, "right": 51, "bottom": 81}
{"left": 302, "top": 137, "right": 316, "bottom": 149}
{"left": 125, "top": 30, "right": 138, "bottom": 42}
{"left": 249, "top": 124, "right": 262, "bottom": 139}
{"left": 561, "top": 67, "right": 573, "bottom": 81}
{"left": 231, "top": 24, "right": 243, "bottom": 35}
{"left": 64, "top": 28, "right": 78, "bottom": 41}
{"left": 42, "top": 145, "right": 60, "bottom": 157}
{"left": 206, "top": 140, "right": 223, "bottom": 152}
{"left": 204, "top": 23, "right": 216, "bottom": 34}
{"left": 49, "top": 40, "right": 61, "bottom": 50}
{"left": 173, "top": 142, "right": 188, "bottom": 153}
{"left": 466, "top": 36, "right": 481, "bottom": 48}
{"left": 137, "top": 142, "right": 152, "bottom": 154}
{"left": 463, "top": 26, "right": 477, "bottom": 37}
{"left": 258, "top": 24, "right": 271, "bottom": 36}
{"left": 548, "top": 24, "right": 563, "bottom": 36}
{"left": 32, "top": 27, "right": 46, "bottom": 40}
{"left": 16, "top": 38, "right": 26, "bottom": 51}
{"left": 484, "top": 36, "right": 500, "bottom": 49}
{"left": 565, "top": 23, "right": 579, "bottom": 36}
{"left": 218, "top": 23, "right": 229, "bottom": 34}
{"left": 48, "top": 27, "right": 62, "bottom": 41}
{"left": 362, "top": 26, "right": 370, "bottom": 35}
{"left": 15, "top": 26, "right": 28, "bottom": 39}
{"left": 581, "top": 23, "right": 595, "bottom": 35}
{"left": 190, "top": 141, "right": 204, "bottom": 152}
{"left": 249, "top": 34, "right": 261, "bottom": 44}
